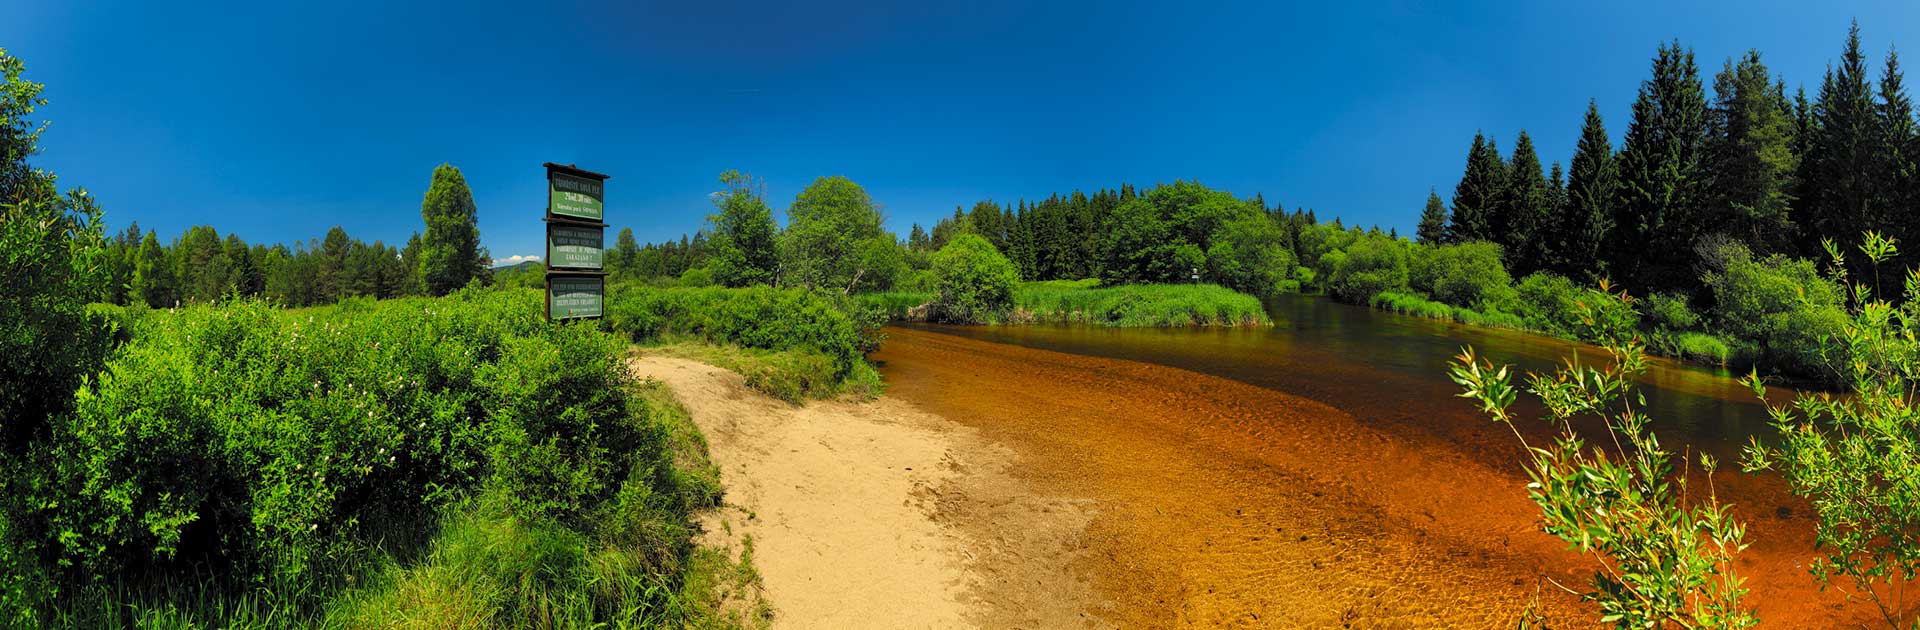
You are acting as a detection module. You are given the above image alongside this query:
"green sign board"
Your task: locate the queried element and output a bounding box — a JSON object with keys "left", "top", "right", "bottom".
{"left": 546, "top": 223, "right": 604, "bottom": 270}
{"left": 549, "top": 171, "right": 604, "bottom": 221}
{"left": 548, "top": 276, "right": 604, "bottom": 320}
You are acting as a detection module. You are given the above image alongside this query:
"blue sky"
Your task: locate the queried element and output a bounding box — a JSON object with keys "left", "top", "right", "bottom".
{"left": 7, "top": 1, "right": 1919, "bottom": 264}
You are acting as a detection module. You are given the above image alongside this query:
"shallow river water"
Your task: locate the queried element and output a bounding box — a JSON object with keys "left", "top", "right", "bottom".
{"left": 873, "top": 295, "right": 1875, "bottom": 627}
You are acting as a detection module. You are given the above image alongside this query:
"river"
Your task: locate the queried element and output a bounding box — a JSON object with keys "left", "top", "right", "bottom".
{"left": 872, "top": 294, "right": 1873, "bottom": 627}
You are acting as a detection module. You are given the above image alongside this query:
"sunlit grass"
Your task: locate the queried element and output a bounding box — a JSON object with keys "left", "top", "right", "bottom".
{"left": 1010, "top": 280, "right": 1268, "bottom": 327}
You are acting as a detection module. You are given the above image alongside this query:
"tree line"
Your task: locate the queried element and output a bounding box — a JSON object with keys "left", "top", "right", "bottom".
{"left": 619, "top": 174, "right": 1345, "bottom": 303}
{"left": 99, "top": 164, "right": 492, "bottom": 308}
{"left": 1426, "top": 22, "right": 1918, "bottom": 297}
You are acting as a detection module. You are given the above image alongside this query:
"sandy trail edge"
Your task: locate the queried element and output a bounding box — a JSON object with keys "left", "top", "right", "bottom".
{"left": 628, "top": 354, "right": 1103, "bottom": 630}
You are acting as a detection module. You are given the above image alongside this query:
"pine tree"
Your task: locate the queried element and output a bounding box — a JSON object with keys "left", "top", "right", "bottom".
{"left": 908, "top": 224, "right": 929, "bottom": 251}
{"left": 1548, "top": 162, "right": 1568, "bottom": 216}
{"left": 418, "top": 164, "right": 485, "bottom": 295}
{"left": 131, "top": 230, "right": 175, "bottom": 308}
{"left": 1706, "top": 50, "right": 1800, "bottom": 255}
{"left": 1609, "top": 40, "right": 1710, "bottom": 292}
{"left": 1876, "top": 48, "right": 1918, "bottom": 285}
{"left": 1797, "top": 22, "right": 1879, "bottom": 259}
{"left": 1499, "top": 130, "right": 1553, "bottom": 275}
{"left": 400, "top": 232, "right": 425, "bottom": 295}
{"left": 225, "top": 233, "right": 258, "bottom": 296}
{"left": 1449, "top": 132, "right": 1507, "bottom": 243}
{"left": 1416, "top": 189, "right": 1449, "bottom": 244}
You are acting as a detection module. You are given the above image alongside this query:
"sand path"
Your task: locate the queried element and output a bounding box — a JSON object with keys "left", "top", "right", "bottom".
{"left": 628, "top": 354, "right": 1102, "bottom": 630}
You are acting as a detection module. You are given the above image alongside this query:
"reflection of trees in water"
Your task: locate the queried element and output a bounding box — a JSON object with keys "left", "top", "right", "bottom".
{"left": 913, "top": 292, "right": 1774, "bottom": 461}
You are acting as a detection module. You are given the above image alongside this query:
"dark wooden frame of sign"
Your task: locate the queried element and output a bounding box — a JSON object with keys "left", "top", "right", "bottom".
{"left": 544, "top": 162, "right": 611, "bottom": 322}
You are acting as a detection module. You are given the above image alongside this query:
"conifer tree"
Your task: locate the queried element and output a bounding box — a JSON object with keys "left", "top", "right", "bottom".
{"left": 1797, "top": 22, "right": 1879, "bottom": 259}
{"left": 610, "top": 228, "right": 639, "bottom": 280}
{"left": 1416, "top": 189, "right": 1449, "bottom": 244}
{"left": 1706, "top": 50, "right": 1800, "bottom": 254}
{"left": 1448, "top": 132, "right": 1506, "bottom": 242}
{"left": 1499, "top": 130, "right": 1553, "bottom": 275}
{"left": 131, "top": 230, "right": 175, "bottom": 308}
{"left": 1876, "top": 49, "right": 1917, "bottom": 279}
{"left": 1609, "top": 40, "right": 1710, "bottom": 292}
{"left": 400, "top": 232, "right": 425, "bottom": 295}
{"left": 418, "top": 164, "right": 485, "bottom": 295}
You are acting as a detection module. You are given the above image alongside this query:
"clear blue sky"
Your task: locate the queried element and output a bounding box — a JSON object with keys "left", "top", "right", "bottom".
{"left": 8, "top": 1, "right": 1918, "bottom": 264}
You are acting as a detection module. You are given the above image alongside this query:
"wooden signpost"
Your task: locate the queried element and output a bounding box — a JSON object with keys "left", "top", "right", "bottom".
{"left": 543, "top": 162, "right": 610, "bottom": 321}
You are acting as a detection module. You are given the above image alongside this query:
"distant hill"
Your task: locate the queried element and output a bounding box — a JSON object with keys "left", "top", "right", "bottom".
{"left": 492, "top": 260, "right": 545, "bottom": 289}
{"left": 492, "top": 260, "right": 543, "bottom": 272}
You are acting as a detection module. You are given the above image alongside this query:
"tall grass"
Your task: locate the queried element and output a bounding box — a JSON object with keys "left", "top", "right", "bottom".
{"left": 1370, "top": 291, "right": 1526, "bottom": 330}
{"left": 850, "top": 291, "right": 933, "bottom": 321}
{"left": 1010, "top": 280, "right": 1269, "bottom": 327}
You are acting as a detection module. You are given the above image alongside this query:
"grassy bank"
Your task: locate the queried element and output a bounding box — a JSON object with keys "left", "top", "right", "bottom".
{"left": 0, "top": 289, "right": 752, "bottom": 628}
{"left": 607, "top": 284, "right": 886, "bottom": 402}
{"left": 1011, "top": 280, "right": 1269, "bottom": 326}
{"left": 862, "top": 280, "right": 1269, "bottom": 327}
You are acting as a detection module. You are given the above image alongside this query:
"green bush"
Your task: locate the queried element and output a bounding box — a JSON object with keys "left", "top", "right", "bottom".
{"left": 1204, "top": 213, "right": 1296, "bottom": 297}
{"left": 1325, "top": 233, "right": 1410, "bottom": 303}
{"left": 1706, "top": 248, "right": 1848, "bottom": 381}
{"left": 1, "top": 289, "right": 718, "bottom": 625}
{"left": 677, "top": 266, "right": 713, "bottom": 287}
{"left": 1642, "top": 292, "right": 1700, "bottom": 331}
{"left": 1513, "top": 272, "right": 1585, "bottom": 337}
{"left": 1, "top": 182, "right": 112, "bottom": 455}
{"left": 930, "top": 234, "right": 1020, "bottom": 324}
{"left": 1410, "top": 241, "right": 1515, "bottom": 311}
{"left": 605, "top": 284, "right": 871, "bottom": 380}
{"left": 895, "top": 268, "right": 937, "bottom": 293}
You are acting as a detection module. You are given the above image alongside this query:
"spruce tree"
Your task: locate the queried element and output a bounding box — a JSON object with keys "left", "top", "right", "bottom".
{"left": 1448, "top": 132, "right": 1506, "bottom": 243}
{"left": 611, "top": 228, "right": 639, "bottom": 280}
{"left": 1876, "top": 48, "right": 1918, "bottom": 285}
{"left": 400, "top": 233, "right": 425, "bottom": 295}
{"left": 1499, "top": 130, "right": 1553, "bottom": 275}
{"left": 1706, "top": 50, "right": 1799, "bottom": 254}
{"left": 131, "top": 230, "right": 175, "bottom": 308}
{"left": 1416, "top": 189, "right": 1449, "bottom": 244}
{"left": 418, "top": 164, "right": 485, "bottom": 295}
{"left": 1798, "top": 22, "right": 1879, "bottom": 258}
{"left": 1609, "top": 40, "right": 1710, "bottom": 292}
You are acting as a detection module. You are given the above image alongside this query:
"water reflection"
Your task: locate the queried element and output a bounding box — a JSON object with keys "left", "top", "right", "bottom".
{"left": 900, "top": 294, "right": 1792, "bottom": 459}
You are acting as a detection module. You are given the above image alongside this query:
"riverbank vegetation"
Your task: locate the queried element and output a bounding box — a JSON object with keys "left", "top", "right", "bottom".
{"left": 1450, "top": 292, "right": 1757, "bottom": 628}
{"left": 1009, "top": 280, "right": 1268, "bottom": 326}
{"left": 0, "top": 49, "right": 763, "bottom": 627}
{"left": 604, "top": 284, "right": 885, "bottom": 402}
{"left": 0, "top": 287, "right": 741, "bottom": 627}
{"left": 1452, "top": 237, "right": 1920, "bottom": 628}
{"left": 863, "top": 279, "right": 1268, "bottom": 327}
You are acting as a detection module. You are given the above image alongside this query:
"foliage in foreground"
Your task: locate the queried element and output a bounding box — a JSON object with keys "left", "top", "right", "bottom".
{"left": 1450, "top": 285, "right": 1754, "bottom": 628}
{"left": 1742, "top": 235, "right": 1920, "bottom": 629}
{"left": 0, "top": 290, "right": 724, "bottom": 628}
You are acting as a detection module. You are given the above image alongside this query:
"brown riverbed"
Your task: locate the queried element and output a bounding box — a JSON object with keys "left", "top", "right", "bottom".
{"left": 873, "top": 324, "right": 1880, "bottom": 628}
